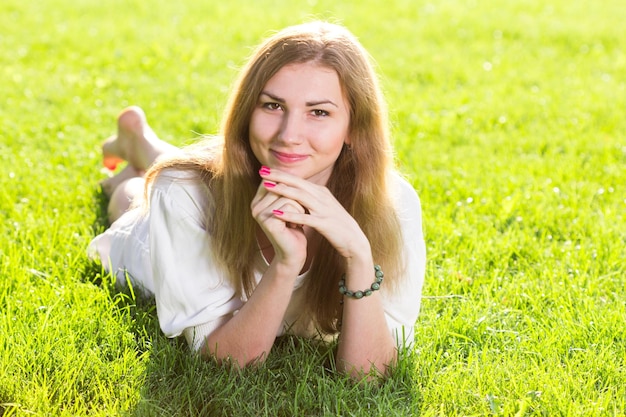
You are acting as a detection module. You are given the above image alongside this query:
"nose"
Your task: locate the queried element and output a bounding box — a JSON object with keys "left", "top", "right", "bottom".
{"left": 277, "top": 110, "right": 303, "bottom": 145}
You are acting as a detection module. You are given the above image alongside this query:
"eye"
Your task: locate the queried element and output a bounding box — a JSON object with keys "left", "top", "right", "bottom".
{"left": 312, "top": 109, "right": 329, "bottom": 117}
{"left": 263, "top": 102, "right": 283, "bottom": 111}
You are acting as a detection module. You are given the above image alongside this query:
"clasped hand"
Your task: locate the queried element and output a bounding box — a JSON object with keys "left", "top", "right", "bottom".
{"left": 250, "top": 167, "right": 369, "bottom": 273}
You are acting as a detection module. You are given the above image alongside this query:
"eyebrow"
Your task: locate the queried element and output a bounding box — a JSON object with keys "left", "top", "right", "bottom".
{"left": 260, "top": 91, "right": 338, "bottom": 108}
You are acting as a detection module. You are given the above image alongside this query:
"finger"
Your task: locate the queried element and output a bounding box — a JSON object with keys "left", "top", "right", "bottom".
{"left": 275, "top": 200, "right": 306, "bottom": 215}
{"left": 260, "top": 175, "right": 316, "bottom": 204}
{"left": 252, "top": 193, "right": 306, "bottom": 224}
{"left": 260, "top": 168, "right": 317, "bottom": 192}
{"left": 251, "top": 180, "right": 270, "bottom": 209}
{"left": 273, "top": 201, "right": 306, "bottom": 229}
{"left": 252, "top": 181, "right": 302, "bottom": 218}
{"left": 272, "top": 210, "right": 312, "bottom": 229}
{"left": 260, "top": 195, "right": 305, "bottom": 216}
{"left": 258, "top": 167, "right": 306, "bottom": 187}
{"left": 262, "top": 181, "right": 333, "bottom": 218}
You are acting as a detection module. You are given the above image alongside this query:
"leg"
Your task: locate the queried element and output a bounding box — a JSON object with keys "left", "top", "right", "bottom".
{"left": 100, "top": 164, "right": 145, "bottom": 199}
{"left": 99, "top": 106, "right": 179, "bottom": 198}
{"left": 107, "top": 177, "right": 146, "bottom": 223}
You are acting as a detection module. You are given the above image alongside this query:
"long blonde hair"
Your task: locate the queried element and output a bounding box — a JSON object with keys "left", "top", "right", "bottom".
{"left": 147, "top": 21, "right": 403, "bottom": 334}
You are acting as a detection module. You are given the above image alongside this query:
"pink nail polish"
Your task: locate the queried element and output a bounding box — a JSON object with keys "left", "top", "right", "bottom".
{"left": 103, "top": 159, "right": 119, "bottom": 171}
{"left": 263, "top": 181, "right": 276, "bottom": 188}
{"left": 259, "top": 166, "right": 271, "bottom": 175}
{"left": 272, "top": 209, "right": 284, "bottom": 215}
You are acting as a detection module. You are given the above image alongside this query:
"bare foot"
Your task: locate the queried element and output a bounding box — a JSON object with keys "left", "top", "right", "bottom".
{"left": 99, "top": 106, "right": 179, "bottom": 198}
{"left": 101, "top": 106, "right": 164, "bottom": 172}
{"left": 99, "top": 164, "right": 145, "bottom": 198}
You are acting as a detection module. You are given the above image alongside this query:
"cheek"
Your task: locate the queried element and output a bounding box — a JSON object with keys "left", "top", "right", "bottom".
{"left": 249, "top": 112, "right": 262, "bottom": 139}
{"left": 311, "top": 133, "right": 346, "bottom": 160}
{"left": 323, "top": 125, "right": 349, "bottom": 152}
{"left": 250, "top": 112, "right": 278, "bottom": 141}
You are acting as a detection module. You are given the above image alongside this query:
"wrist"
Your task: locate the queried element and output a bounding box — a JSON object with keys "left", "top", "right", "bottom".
{"left": 344, "top": 240, "right": 373, "bottom": 274}
{"left": 343, "top": 233, "right": 372, "bottom": 265}
{"left": 339, "top": 264, "right": 384, "bottom": 300}
{"left": 269, "top": 257, "right": 304, "bottom": 279}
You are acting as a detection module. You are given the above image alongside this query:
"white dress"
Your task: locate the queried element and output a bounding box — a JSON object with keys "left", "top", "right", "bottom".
{"left": 88, "top": 169, "right": 426, "bottom": 351}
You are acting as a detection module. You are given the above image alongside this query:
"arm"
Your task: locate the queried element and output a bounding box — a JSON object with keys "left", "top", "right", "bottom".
{"left": 259, "top": 168, "right": 397, "bottom": 377}
{"left": 202, "top": 178, "right": 309, "bottom": 366}
{"left": 201, "top": 260, "right": 300, "bottom": 365}
{"left": 338, "top": 176, "right": 427, "bottom": 375}
{"left": 336, "top": 238, "right": 397, "bottom": 377}
{"left": 148, "top": 171, "right": 306, "bottom": 367}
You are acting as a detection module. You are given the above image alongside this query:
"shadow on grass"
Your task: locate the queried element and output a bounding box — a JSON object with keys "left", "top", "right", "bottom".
{"left": 128, "top": 334, "right": 421, "bottom": 417}
{"left": 84, "top": 189, "right": 421, "bottom": 416}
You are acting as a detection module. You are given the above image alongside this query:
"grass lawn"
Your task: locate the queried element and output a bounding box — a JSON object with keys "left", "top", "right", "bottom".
{"left": 1, "top": 0, "right": 625, "bottom": 415}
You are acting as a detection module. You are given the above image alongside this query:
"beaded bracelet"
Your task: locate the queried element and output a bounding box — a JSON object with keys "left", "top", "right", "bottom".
{"left": 338, "top": 265, "right": 384, "bottom": 299}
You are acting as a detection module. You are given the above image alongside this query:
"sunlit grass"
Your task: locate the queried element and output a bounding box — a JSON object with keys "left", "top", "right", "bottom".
{"left": 1, "top": 0, "right": 625, "bottom": 415}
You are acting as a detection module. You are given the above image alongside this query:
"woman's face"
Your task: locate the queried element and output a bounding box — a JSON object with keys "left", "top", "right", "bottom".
{"left": 249, "top": 62, "right": 350, "bottom": 186}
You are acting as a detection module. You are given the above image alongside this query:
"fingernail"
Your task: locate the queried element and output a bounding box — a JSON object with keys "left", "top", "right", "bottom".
{"left": 272, "top": 209, "right": 284, "bottom": 216}
{"left": 263, "top": 181, "right": 276, "bottom": 188}
{"left": 259, "top": 166, "right": 271, "bottom": 175}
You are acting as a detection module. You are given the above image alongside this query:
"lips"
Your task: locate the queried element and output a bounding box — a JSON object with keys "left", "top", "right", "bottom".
{"left": 270, "top": 150, "right": 309, "bottom": 163}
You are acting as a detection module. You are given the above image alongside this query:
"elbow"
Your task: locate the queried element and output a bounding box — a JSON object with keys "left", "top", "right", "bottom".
{"left": 337, "top": 359, "right": 391, "bottom": 381}
{"left": 336, "top": 348, "right": 397, "bottom": 380}
{"left": 200, "top": 339, "right": 271, "bottom": 368}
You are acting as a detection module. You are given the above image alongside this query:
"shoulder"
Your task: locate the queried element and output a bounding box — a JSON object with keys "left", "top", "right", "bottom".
{"left": 152, "top": 168, "right": 202, "bottom": 188}
{"left": 152, "top": 168, "right": 210, "bottom": 197}
{"left": 150, "top": 168, "right": 213, "bottom": 220}
{"left": 389, "top": 171, "right": 422, "bottom": 217}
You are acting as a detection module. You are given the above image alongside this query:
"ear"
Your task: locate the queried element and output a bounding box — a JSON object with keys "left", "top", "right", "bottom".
{"left": 344, "top": 136, "right": 351, "bottom": 146}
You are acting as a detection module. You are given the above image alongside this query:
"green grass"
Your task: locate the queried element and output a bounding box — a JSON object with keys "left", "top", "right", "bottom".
{"left": 1, "top": 0, "right": 625, "bottom": 415}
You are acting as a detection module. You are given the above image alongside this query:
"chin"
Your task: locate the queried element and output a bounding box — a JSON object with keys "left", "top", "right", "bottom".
{"left": 285, "top": 168, "right": 308, "bottom": 178}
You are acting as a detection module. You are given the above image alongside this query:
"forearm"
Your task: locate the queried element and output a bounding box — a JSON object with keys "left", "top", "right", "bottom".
{"left": 201, "top": 262, "right": 298, "bottom": 366}
{"left": 336, "top": 250, "right": 397, "bottom": 377}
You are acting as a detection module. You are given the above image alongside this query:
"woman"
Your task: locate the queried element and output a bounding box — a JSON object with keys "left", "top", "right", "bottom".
{"left": 89, "top": 21, "right": 426, "bottom": 377}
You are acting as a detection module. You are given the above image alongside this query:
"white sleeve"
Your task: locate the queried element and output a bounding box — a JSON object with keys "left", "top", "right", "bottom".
{"left": 148, "top": 171, "right": 243, "bottom": 350}
{"left": 381, "top": 175, "right": 427, "bottom": 349}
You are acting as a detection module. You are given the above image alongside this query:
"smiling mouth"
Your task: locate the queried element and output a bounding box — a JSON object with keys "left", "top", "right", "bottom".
{"left": 271, "top": 150, "right": 308, "bottom": 163}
